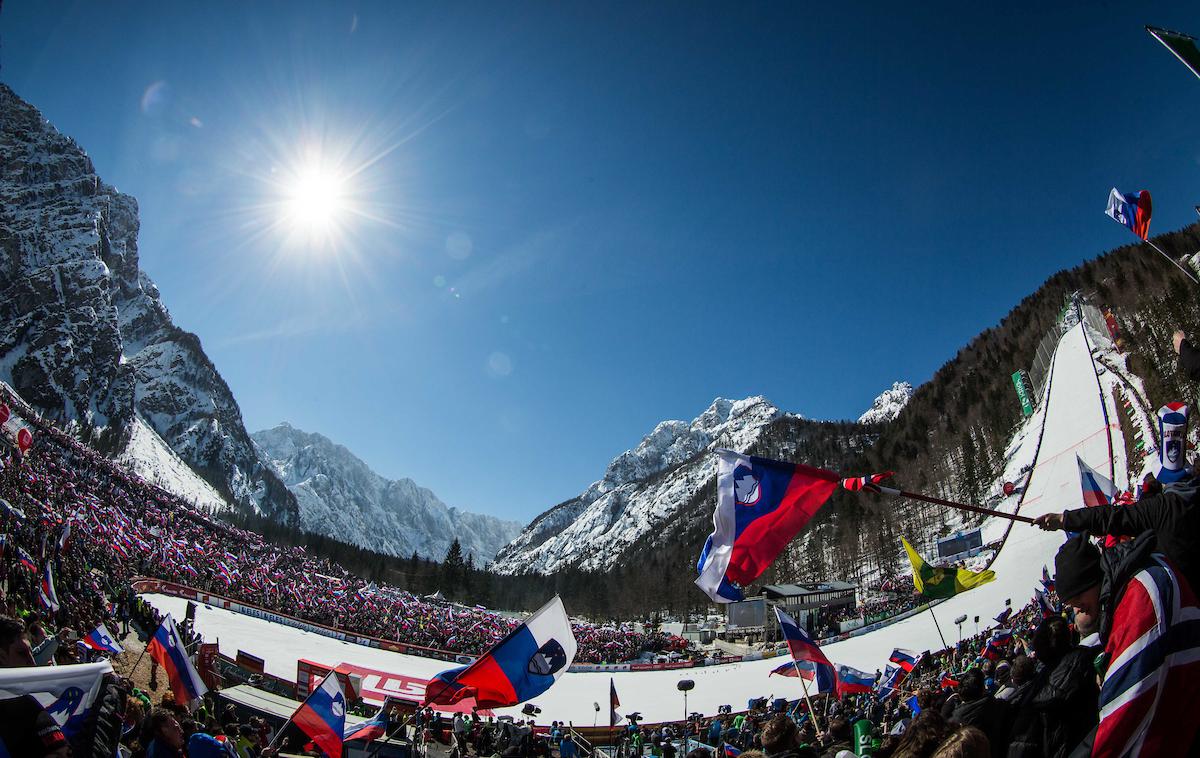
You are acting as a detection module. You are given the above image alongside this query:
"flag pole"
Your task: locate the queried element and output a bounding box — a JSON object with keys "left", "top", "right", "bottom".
{"left": 791, "top": 661, "right": 821, "bottom": 734}
{"left": 873, "top": 485, "right": 1035, "bottom": 525}
{"left": 1144, "top": 239, "right": 1200, "bottom": 285}
{"left": 126, "top": 618, "right": 164, "bottom": 681}
{"left": 924, "top": 601, "right": 949, "bottom": 650}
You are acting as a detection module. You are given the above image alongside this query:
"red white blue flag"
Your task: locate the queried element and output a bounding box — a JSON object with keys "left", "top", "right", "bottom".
{"left": 344, "top": 700, "right": 389, "bottom": 742}
{"left": 424, "top": 596, "right": 577, "bottom": 708}
{"left": 146, "top": 614, "right": 207, "bottom": 706}
{"left": 697, "top": 450, "right": 841, "bottom": 602}
{"left": 888, "top": 648, "right": 921, "bottom": 674}
{"left": 876, "top": 664, "right": 906, "bottom": 701}
{"left": 1077, "top": 454, "right": 1117, "bottom": 507}
{"left": 773, "top": 607, "right": 836, "bottom": 693}
{"left": 17, "top": 546, "right": 37, "bottom": 572}
{"left": 836, "top": 665, "right": 876, "bottom": 696}
{"left": 37, "top": 563, "right": 60, "bottom": 612}
{"left": 82, "top": 623, "right": 124, "bottom": 655}
{"left": 1106, "top": 188, "right": 1152, "bottom": 240}
{"left": 294, "top": 673, "right": 346, "bottom": 758}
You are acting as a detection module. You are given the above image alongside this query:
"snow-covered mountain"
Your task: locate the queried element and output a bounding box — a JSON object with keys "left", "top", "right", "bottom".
{"left": 858, "top": 381, "right": 914, "bottom": 425}
{"left": 253, "top": 423, "right": 522, "bottom": 562}
{"left": 0, "top": 84, "right": 296, "bottom": 521}
{"left": 492, "top": 396, "right": 787, "bottom": 574}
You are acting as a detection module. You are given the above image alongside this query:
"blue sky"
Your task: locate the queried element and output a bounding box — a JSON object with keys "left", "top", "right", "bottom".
{"left": 5, "top": 3, "right": 1200, "bottom": 524}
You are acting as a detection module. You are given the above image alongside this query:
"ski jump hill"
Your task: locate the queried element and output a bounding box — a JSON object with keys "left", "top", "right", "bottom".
{"left": 143, "top": 320, "right": 1122, "bottom": 725}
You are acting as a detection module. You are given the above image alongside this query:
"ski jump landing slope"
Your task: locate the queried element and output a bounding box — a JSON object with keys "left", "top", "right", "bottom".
{"left": 143, "top": 323, "right": 1112, "bottom": 725}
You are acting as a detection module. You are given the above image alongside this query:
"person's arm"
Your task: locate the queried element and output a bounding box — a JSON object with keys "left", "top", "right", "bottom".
{"left": 1175, "top": 332, "right": 1200, "bottom": 382}
{"left": 1035, "top": 496, "right": 1166, "bottom": 539}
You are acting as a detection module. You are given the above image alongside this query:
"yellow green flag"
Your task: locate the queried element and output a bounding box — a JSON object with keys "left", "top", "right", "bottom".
{"left": 902, "top": 537, "right": 995, "bottom": 599}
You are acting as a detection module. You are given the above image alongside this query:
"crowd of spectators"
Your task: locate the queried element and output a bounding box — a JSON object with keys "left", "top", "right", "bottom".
{"left": 0, "top": 387, "right": 690, "bottom": 666}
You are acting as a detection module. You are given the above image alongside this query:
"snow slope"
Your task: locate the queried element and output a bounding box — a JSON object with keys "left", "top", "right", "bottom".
{"left": 142, "top": 322, "right": 1111, "bottom": 723}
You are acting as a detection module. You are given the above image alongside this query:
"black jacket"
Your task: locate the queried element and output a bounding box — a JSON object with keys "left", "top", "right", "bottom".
{"left": 950, "top": 696, "right": 1010, "bottom": 758}
{"left": 1179, "top": 338, "right": 1200, "bottom": 382}
{"left": 1061, "top": 477, "right": 1200, "bottom": 592}
{"left": 1005, "top": 649, "right": 1098, "bottom": 758}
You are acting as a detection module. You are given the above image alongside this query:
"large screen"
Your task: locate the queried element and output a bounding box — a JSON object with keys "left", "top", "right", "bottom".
{"left": 726, "top": 598, "right": 766, "bottom": 629}
{"left": 937, "top": 528, "right": 982, "bottom": 559}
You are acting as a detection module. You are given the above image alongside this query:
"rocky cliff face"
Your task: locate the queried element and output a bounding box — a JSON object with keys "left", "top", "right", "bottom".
{"left": 858, "top": 381, "right": 914, "bottom": 425}
{"left": 253, "top": 423, "right": 523, "bottom": 562}
{"left": 0, "top": 83, "right": 297, "bottom": 522}
{"left": 492, "top": 396, "right": 789, "bottom": 574}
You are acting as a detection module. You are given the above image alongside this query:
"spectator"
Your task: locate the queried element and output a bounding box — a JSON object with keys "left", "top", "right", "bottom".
{"left": 947, "top": 669, "right": 1009, "bottom": 757}
{"left": 817, "top": 718, "right": 852, "bottom": 758}
{"left": 139, "top": 708, "right": 185, "bottom": 758}
{"left": 931, "top": 725, "right": 989, "bottom": 758}
{"left": 760, "top": 716, "right": 802, "bottom": 758}
{"left": 0, "top": 614, "right": 70, "bottom": 757}
{"left": 1054, "top": 533, "right": 1200, "bottom": 756}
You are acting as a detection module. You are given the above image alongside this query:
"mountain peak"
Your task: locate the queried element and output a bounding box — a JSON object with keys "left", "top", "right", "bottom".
{"left": 858, "top": 381, "right": 914, "bottom": 424}
{"left": 492, "top": 393, "right": 787, "bottom": 574}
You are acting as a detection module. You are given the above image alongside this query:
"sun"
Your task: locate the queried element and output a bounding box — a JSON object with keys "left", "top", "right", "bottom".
{"left": 282, "top": 161, "right": 348, "bottom": 238}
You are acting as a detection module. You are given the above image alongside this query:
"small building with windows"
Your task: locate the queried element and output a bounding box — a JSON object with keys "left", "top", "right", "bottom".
{"left": 722, "top": 581, "right": 858, "bottom": 643}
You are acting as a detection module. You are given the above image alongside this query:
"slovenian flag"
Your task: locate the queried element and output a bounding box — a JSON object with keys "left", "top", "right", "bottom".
{"left": 724, "top": 746, "right": 742, "bottom": 758}
{"left": 294, "top": 673, "right": 346, "bottom": 758}
{"left": 82, "top": 623, "right": 125, "bottom": 655}
{"left": 697, "top": 450, "right": 841, "bottom": 602}
{"left": 344, "top": 697, "right": 390, "bottom": 742}
{"left": 1041, "top": 565, "right": 1055, "bottom": 595}
{"left": 423, "top": 596, "right": 577, "bottom": 708}
{"left": 888, "top": 648, "right": 921, "bottom": 674}
{"left": 38, "top": 563, "right": 60, "bottom": 612}
{"left": 1076, "top": 454, "right": 1117, "bottom": 507}
{"left": 774, "top": 607, "right": 836, "bottom": 693}
{"left": 994, "top": 607, "right": 1013, "bottom": 626}
{"left": 146, "top": 614, "right": 208, "bottom": 706}
{"left": 836, "top": 665, "right": 875, "bottom": 696}
{"left": 17, "top": 546, "right": 37, "bottom": 572}
{"left": 1106, "top": 188, "right": 1152, "bottom": 241}
{"left": 940, "top": 673, "right": 960, "bottom": 689}
{"left": 876, "top": 664, "right": 906, "bottom": 702}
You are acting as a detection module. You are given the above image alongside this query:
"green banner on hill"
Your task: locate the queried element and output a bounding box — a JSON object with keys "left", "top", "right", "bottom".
{"left": 1011, "top": 370, "right": 1034, "bottom": 417}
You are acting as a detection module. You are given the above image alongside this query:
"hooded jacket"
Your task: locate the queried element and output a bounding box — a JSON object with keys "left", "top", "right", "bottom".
{"left": 1079, "top": 532, "right": 1200, "bottom": 757}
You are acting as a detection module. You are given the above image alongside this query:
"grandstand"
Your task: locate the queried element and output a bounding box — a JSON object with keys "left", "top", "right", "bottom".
{"left": 2, "top": 319, "right": 1122, "bottom": 727}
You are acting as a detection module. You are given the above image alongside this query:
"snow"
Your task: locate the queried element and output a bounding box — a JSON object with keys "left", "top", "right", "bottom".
{"left": 116, "top": 416, "right": 231, "bottom": 514}
{"left": 858, "top": 382, "right": 913, "bottom": 424}
{"left": 493, "top": 396, "right": 782, "bottom": 573}
{"left": 142, "top": 322, "right": 1111, "bottom": 724}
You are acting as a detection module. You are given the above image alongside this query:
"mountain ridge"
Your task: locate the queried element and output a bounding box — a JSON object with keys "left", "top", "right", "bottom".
{"left": 253, "top": 421, "right": 522, "bottom": 562}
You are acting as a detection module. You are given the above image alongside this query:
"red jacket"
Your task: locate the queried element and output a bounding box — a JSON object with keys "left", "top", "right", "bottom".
{"left": 1094, "top": 545, "right": 1200, "bottom": 757}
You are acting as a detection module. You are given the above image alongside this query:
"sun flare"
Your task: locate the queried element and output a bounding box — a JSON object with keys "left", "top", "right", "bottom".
{"left": 282, "top": 161, "right": 348, "bottom": 237}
